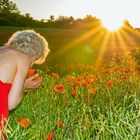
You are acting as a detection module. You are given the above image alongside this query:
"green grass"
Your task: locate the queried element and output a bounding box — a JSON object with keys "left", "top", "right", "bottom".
{"left": 3, "top": 66, "right": 139, "bottom": 140}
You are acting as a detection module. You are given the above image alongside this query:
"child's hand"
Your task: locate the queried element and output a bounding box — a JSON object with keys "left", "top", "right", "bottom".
{"left": 24, "top": 74, "right": 42, "bottom": 90}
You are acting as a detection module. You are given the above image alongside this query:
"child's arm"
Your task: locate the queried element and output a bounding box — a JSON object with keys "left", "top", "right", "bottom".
{"left": 8, "top": 55, "right": 30, "bottom": 110}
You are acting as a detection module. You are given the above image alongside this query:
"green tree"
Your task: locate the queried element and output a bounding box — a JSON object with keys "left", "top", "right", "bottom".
{"left": 50, "top": 15, "right": 55, "bottom": 22}
{"left": 84, "top": 15, "right": 97, "bottom": 22}
{"left": 0, "top": 0, "right": 19, "bottom": 14}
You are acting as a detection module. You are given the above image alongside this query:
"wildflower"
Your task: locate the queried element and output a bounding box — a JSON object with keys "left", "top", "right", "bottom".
{"left": 71, "top": 84, "right": 78, "bottom": 90}
{"left": 87, "top": 78, "right": 95, "bottom": 84}
{"left": 52, "top": 72, "right": 59, "bottom": 79}
{"left": 34, "top": 77, "right": 41, "bottom": 82}
{"left": 47, "top": 131, "right": 54, "bottom": 140}
{"left": 75, "top": 79, "right": 82, "bottom": 85}
{"left": 66, "top": 75, "right": 73, "bottom": 82}
{"left": 89, "top": 88, "right": 98, "bottom": 93}
{"left": 19, "top": 118, "right": 32, "bottom": 128}
{"left": 107, "top": 80, "right": 113, "bottom": 87}
{"left": 114, "top": 66, "right": 118, "bottom": 72}
{"left": 70, "top": 91, "right": 76, "bottom": 96}
{"left": 121, "top": 77, "right": 128, "bottom": 81}
{"left": 103, "top": 68, "right": 110, "bottom": 74}
{"left": 54, "top": 84, "right": 66, "bottom": 93}
{"left": 28, "top": 68, "right": 36, "bottom": 77}
{"left": 82, "top": 81, "right": 89, "bottom": 87}
{"left": 121, "top": 69, "right": 128, "bottom": 74}
{"left": 28, "top": 68, "right": 41, "bottom": 81}
{"left": 75, "top": 76, "right": 83, "bottom": 85}
{"left": 58, "top": 120, "right": 63, "bottom": 128}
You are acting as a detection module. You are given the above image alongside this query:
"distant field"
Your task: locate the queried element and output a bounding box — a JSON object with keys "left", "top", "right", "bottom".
{"left": 0, "top": 26, "right": 140, "bottom": 73}
{"left": 0, "top": 26, "right": 102, "bottom": 71}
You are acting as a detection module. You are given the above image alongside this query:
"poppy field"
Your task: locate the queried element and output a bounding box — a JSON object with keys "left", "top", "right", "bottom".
{"left": 0, "top": 26, "right": 140, "bottom": 140}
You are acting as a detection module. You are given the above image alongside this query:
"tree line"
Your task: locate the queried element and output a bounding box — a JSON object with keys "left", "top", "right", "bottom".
{"left": 0, "top": 0, "right": 134, "bottom": 29}
{"left": 0, "top": 0, "right": 102, "bottom": 29}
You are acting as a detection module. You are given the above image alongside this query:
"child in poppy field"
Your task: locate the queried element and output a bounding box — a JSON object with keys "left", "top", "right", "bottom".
{"left": 0, "top": 30, "right": 50, "bottom": 139}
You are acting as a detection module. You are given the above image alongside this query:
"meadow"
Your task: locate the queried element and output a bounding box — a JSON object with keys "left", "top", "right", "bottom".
{"left": 0, "top": 26, "right": 140, "bottom": 140}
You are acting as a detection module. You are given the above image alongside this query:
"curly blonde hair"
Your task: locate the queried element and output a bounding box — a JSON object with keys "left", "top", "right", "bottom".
{"left": 6, "top": 30, "right": 50, "bottom": 64}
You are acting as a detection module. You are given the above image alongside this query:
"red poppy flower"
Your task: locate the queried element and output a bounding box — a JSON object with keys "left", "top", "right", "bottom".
{"left": 121, "top": 77, "right": 128, "bottom": 81}
{"left": 103, "top": 68, "right": 110, "bottom": 74}
{"left": 89, "top": 88, "right": 98, "bottom": 93}
{"left": 52, "top": 72, "right": 59, "bottom": 79}
{"left": 82, "top": 81, "right": 89, "bottom": 87}
{"left": 28, "top": 68, "right": 36, "bottom": 77}
{"left": 75, "top": 79, "right": 82, "bottom": 85}
{"left": 121, "top": 69, "right": 128, "bottom": 74}
{"left": 70, "top": 91, "right": 76, "bottom": 96}
{"left": 75, "top": 76, "right": 83, "bottom": 85}
{"left": 114, "top": 66, "right": 118, "bottom": 72}
{"left": 87, "top": 78, "right": 95, "bottom": 84}
{"left": 47, "top": 131, "right": 54, "bottom": 140}
{"left": 66, "top": 75, "right": 73, "bottom": 82}
{"left": 34, "top": 77, "right": 41, "bottom": 82}
{"left": 20, "top": 118, "right": 32, "bottom": 128}
{"left": 58, "top": 120, "right": 63, "bottom": 128}
{"left": 71, "top": 84, "right": 78, "bottom": 90}
{"left": 107, "top": 80, "right": 113, "bottom": 87}
{"left": 54, "top": 84, "right": 66, "bottom": 93}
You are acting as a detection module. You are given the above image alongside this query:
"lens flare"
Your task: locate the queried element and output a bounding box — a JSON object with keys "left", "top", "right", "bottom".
{"left": 101, "top": 18, "right": 123, "bottom": 31}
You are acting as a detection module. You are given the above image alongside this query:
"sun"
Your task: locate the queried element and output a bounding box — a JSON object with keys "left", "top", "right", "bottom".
{"left": 101, "top": 18, "right": 123, "bottom": 31}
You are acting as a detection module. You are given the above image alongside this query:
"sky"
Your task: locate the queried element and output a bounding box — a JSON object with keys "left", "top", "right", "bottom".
{"left": 12, "top": 0, "right": 140, "bottom": 28}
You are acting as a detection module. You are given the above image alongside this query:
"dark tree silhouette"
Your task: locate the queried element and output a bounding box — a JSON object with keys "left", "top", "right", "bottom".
{"left": 0, "top": 0, "right": 112, "bottom": 30}
{"left": 0, "top": 0, "right": 19, "bottom": 14}
{"left": 84, "top": 15, "right": 97, "bottom": 22}
{"left": 50, "top": 15, "right": 55, "bottom": 22}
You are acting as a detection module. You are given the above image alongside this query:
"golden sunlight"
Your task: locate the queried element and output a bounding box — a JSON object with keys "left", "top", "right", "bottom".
{"left": 101, "top": 18, "right": 123, "bottom": 31}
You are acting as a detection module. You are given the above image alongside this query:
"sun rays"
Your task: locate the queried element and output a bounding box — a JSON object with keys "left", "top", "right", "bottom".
{"left": 57, "top": 25, "right": 102, "bottom": 53}
{"left": 95, "top": 32, "right": 110, "bottom": 69}
{"left": 52, "top": 24, "right": 103, "bottom": 58}
{"left": 51, "top": 21, "right": 139, "bottom": 69}
{"left": 116, "top": 29, "right": 137, "bottom": 67}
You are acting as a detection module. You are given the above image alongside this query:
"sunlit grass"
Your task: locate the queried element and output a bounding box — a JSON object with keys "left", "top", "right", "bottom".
{"left": 5, "top": 64, "right": 140, "bottom": 140}
{"left": 52, "top": 25, "right": 103, "bottom": 56}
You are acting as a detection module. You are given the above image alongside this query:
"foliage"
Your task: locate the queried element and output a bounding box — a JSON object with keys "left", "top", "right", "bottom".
{"left": 0, "top": 0, "right": 19, "bottom": 14}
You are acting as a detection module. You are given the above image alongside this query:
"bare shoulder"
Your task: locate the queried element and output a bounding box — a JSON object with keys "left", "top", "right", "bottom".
{"left": 0, "top": 47, "right": 30, "bottom": 82}
{"left": 9, "top": 49, "right": 31, "bottom": 68}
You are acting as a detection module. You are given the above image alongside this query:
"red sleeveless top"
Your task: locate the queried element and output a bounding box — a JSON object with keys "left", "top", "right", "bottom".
{"left": 0, "top": 80, "right": 12, "bottom": 139}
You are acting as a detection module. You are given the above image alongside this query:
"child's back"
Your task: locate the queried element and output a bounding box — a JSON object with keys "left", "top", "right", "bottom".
{"left": 0, "top": 46, "right": 30, "bottom": 84}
